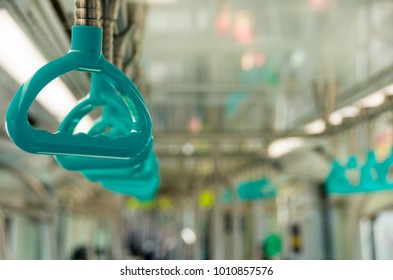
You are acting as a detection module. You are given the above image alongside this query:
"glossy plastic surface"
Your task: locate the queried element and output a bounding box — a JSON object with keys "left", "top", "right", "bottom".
{"left": 6, "top": 26, "right": 152, "bottom": 159}
{"left": 58, "top": 74, "right": 134, "bottom": 134}
{"left": 93, "top": 154, "right": 159, "bottom": 184}
{"left": 326, "top": 157, "right": 361, "bottom": 194}
{"left": 83, "top": 152, "right": 157, "bottom": 181}
{"left": 377, "top": 148, "right": 393, "bottom": 188}
{"left": 237, "top": 177, "right": 276, "bottom": 201}
{"left": 103, "top": 174, "right": 160, "bottom": 199}
{"left": 326, "top": 151, "right": 385, "bottom": 194}
{"left": 54, "top": 73, "right": 152, "bottom": 170}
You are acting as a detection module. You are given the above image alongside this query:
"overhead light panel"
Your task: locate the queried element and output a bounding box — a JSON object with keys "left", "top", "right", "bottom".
{"left": 383, "top": 85, "right": 393, "bottom": 96}
{"left": 328, "top": 105, "right": 360, "bottom": 126}
{"left": 328, "top": 112, "right": 343, "bottom": 126}
{"left": 146, "top": 0, "right": 178, "bottom": 4}
{"left": 0, "top": 9, "right": 92, "bottom": 131}
{"left": 268, "top": 137, "right": 305, "bottom": 158}
{"left": 337, "top": 106, "right": 360, "bottom": 118}
{"left": 304, "top": 119, "right": 326, "bottom": 134}
{"left": 355, "top": 91, "right": 385, "bottom": 108}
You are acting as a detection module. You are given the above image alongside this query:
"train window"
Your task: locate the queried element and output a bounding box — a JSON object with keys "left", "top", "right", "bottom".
{"left": 360, "top": 211, "right": 393, "bottom": 260}
{"left": 372, "top": 211, "right": 393, "bottom": 259}
{"left": 359, "top": 217, "right": 374, "bottom": 260}
{"left": 0, "top": 214, "right": 11, "bottom": 259}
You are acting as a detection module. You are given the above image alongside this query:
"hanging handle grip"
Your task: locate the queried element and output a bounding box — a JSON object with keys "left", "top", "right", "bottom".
{"left": 88, "top": 105, "right": 134, "bottom": 137}
{"left": 83, "top": 152, "right": 156, "bottom": 182}
{"left": 54, "top": 73, "right": 152, "bottom": 168}
{"left": 6, "top": 26, "right": 152, "bottom": 159}
{"left": 58, "top": 75, "right": 135, "bottom": 135}
{"left": 54, "top": 138, "right": 152, "bottom": 171}
{"left": 54, "top": 93, "right": 152, "bottom": 169}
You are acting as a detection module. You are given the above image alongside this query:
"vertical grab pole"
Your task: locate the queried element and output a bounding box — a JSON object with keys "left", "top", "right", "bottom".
{"left": 192, "top": 181, "right": 203, "bottom": 260}
{"left": 211, "top": 182, "right": 222, "bottom": 259}
{"left": 346, "top": 113, "right": 368, "bottom": 259}
{"left": 100, "top": 0, "right": 126, "bottom": 260}
{"left": 232, "top": 174, "right": 242, "bottom": 259}
{"left": 231, "top": 172, "right": 240, "bottom": 259}
{"left": 0, "top": 207, "right": 10, "bottom": 259}
{"left": 211, "top": 142, "right": 225, "bottom": 260}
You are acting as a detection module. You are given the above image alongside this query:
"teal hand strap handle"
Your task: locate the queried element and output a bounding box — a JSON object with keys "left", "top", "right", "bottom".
{"left": 88, "top": 110, "right": 130, "bottom": 137}
{"left": 325, "top": 160, "right": 343, "bottom": 194}
{"left": 56, "top": 74, "right": 135, "bottom": 138}
{"left": 55, "top": 119, "right": 153, "bottom": 171}
{"left": 377, "top": 147, "right": 393, "bottom": 188}
{"left": 86, "top": 78, "right": 135, "bottom": 137}
{"left": 106, "top": 182, "right": 159, "bottom": 201}
{"left": 326, "top": 152, "right": 384, "bottom": 195}
{"left": 101, "top": 157, "right": 160, "bottom": 198}
{"left": 86, "top": 106, "right": 133, "bottom": 138}
{"left": 84, "top": 152, "right": 158, "bottom": 182}
{"left": 55, "top": 138, "right": 152, "bottom": 170}
{"left": 326, "top": 156, "right": 361, "bottom": 194}
{"left": 6, "top": 25, "right": 152, "bottom": 159}
{"left": 237, "top": 177, "right": 276, "bottom": 201}
{"left": 359, "top": 150, "right": 381, "bottom": 191}
{"left": 102, "top": 174, "right": 160, "bottom": 198}
{"left": 82, "top": 162, "right": 145, "bottom": 181}
{"left": 54, "top": 72, "right": 152, "bottom": 169}
{"left": 343, "top": 155, "right": 361, "bottom": 188}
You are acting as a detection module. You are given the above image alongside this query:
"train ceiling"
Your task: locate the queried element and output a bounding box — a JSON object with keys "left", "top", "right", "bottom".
{"left": 1, "top": 0, "right": 393, "bottom": 195}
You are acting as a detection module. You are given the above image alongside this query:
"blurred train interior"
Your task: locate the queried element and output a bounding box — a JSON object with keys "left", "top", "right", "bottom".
{"left": 1, "top": 0, "right": 393, "bottom": 260}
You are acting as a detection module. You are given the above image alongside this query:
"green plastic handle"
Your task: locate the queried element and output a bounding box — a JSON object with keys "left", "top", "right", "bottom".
{"left": 105, "top": 183, "right": 158, "bottom": 201}
{"left": 82, "top": 160, "right": 145, "bottom": 181}
{"left": 102, "top": 173, "right": 160, "bottom": 197}
{"left": 6, "top": 25, "right": 152, "bottom": 159}
{"left": 54, "top": 73, "right": 152, "bottom": 169}
{"left": 83, "top": 152, "right": 158, "bottom": 182}
{"left": 55, "top": 138, "right": 153, "bottom": 170}
{"left": 101, "top": 158, "right": 160, "bottom": 198}
{"left": 88, "top": 93, "right": 134, "bottom": 137}
{"left": 58, "top": 73, "right": 135, "bottom": 134}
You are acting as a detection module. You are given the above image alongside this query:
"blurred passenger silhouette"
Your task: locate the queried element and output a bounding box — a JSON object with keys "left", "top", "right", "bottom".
{"left": 71, "top": 246, "right": 89, "bottom": 260}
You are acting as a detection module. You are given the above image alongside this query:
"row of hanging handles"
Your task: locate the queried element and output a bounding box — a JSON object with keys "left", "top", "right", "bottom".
{"left": 5, "top": 0, "right": 159, "bottom": 201}
{"left": 326, "top": 111, "right": 393, "bottom": 195}
{"left": 16, "top": 0, "right": 393, "bottom": 199}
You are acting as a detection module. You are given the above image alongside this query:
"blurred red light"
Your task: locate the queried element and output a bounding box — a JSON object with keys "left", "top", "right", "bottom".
{"left": 188, "top": 116, "right": 202, "bottom": 134}
{"left": 308, "top": 0, "right": 328, "bottom": 10}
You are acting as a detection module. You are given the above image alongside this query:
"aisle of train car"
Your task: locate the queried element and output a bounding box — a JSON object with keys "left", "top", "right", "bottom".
{"left": 1, "top": 0, "right": 393, "bottom": 260}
